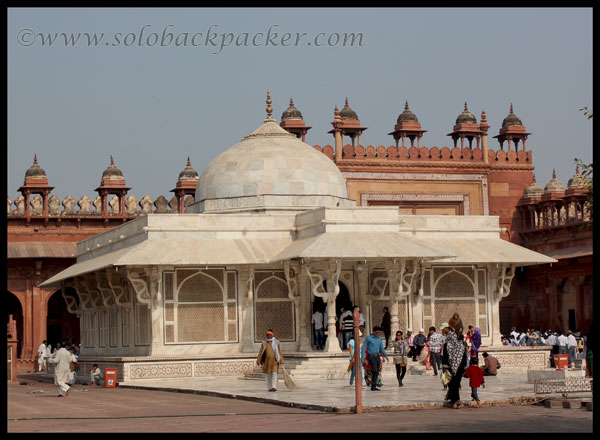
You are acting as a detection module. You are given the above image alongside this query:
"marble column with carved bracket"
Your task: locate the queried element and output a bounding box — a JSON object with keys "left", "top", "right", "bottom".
{"left": 239, "top": 266, "right": 255, "bottom": 353}
{"left": 306, "top": 259, "right": 342, "bottom": 353}
{"left": 296, "top": 265, "right": 312, "bottom": 351}
{"left": 147, "top": 267, "right": 163, "bottom": 355}
{"left": 354, "top": 264, "right": 369, "bottom": 334}
{"left": 126, "top": 267, "right": 155, "bottom": 356}
{"left": 384, "top": 259, "right": 417, "bottom": 338}
{"left": 488, "top": 263, "right": 516, "bottom": 346}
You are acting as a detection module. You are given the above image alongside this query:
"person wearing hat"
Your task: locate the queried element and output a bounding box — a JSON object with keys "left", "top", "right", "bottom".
{"left": 257, "top": 329, "right": 284, "bottom": 392}
{"left": 406, "top": 328, "right": 415, "bottom": 360}
{"left": 412, "top": 328, "right": 427, "bottom": 362}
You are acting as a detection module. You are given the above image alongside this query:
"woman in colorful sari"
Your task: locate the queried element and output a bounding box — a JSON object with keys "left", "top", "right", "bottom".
{"left": 470, "top": 327, "right": 482, "bottom": 364}
{"left": 442, "top": 313, "right": 467, "bottom": 408}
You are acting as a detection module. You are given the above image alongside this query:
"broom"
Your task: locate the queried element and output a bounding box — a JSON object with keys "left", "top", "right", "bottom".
{"left": 280, "top": 365, "right": 298, "bottom": 389}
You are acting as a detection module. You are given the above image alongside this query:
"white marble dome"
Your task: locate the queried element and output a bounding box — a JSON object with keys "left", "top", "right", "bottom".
{"left": 194, "top": 119, "right": 350, "bottom": 213}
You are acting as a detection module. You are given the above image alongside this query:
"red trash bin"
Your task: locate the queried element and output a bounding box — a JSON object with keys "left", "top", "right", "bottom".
{"left": 104, "top": 368, "right": 118, "bottom": 388}
{"left": 554, "top": 354, "right": 569, "bottom": 370}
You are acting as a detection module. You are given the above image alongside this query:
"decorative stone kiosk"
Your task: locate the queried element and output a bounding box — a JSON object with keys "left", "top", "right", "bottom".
{"left": 41, "top": 93, "right": 556, "bottom": 382}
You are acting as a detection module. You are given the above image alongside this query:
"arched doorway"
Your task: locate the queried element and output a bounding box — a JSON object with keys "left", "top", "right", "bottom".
{"left": 312, "top": 281, "right": 352, "bottom": 316}
{"left": 7, "top": 292, "right": 24, "bottom": 358}
{"left": 311, "top": 281, "right": 352, "bottom": 349}
{"left": 46, "top": 289, "right": 80, "bottom": 348}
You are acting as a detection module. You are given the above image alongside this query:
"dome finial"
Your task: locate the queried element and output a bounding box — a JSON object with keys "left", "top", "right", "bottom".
{"left": 289, "top": 96, "right": 294, "bottom": 107}
{"left": 187, "top": 156, "right": 191, "bottom": 167}
{"left": 264, "top": 90, "right": 275, "bottom": 122}
{"left": 575, "top": 164, "right": 580, "bottom": 174}
{"left": 33, "top": 154, "right": 38, "bottom": 166}
{"left": 510, "top": 103, "right": 514, "bottom": 113}
{"left": 532, "top": 174, "right": 537, "bottom": 183}
{"left": 464, "top": 101, "right": 469, "bottom": 112}
{"left": 110, "top": 155, "right": 115, "bottom": 166}
{"left": 553, "top": 168, "right": 557, "bottom": 179}
{"left": 405, "top": 100, "right": 409, "bottom": 110}
{"left": 345, "top": 97, "right": 349, "bottom": 107}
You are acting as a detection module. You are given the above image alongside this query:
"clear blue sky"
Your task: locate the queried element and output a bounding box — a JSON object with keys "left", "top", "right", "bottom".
{"left": 7, "top": 8, "right": 593, "bottom": 202}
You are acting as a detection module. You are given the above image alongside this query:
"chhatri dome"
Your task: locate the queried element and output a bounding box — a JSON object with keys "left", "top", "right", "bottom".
{"left": 397, "top": 101, "right": 419, "bottom": 124}
{"left": 101, "top": 155, "right": 124, "bottom": 180}
{"left": 567, "top": 165, "right": 587, "bottom": 189}
{"left": 455, "top": 102, "right": 478, "bottom": 124}
{"left": 523, "top": 174, "right": 543, "bottom": 198}
{"left": 25, "top": 154, "right": 47, "bottom": 178}
{"left": 544, "top": 169, "right": 565, "bottom": 193}
{"left": 339, "top": 97, "right": 359, "bottom": 120}
{"left": 193, "top": 91, "right": 351, "bottom": 213}
{"left": 501, "top": 103, "right": 523, "bottom": 128}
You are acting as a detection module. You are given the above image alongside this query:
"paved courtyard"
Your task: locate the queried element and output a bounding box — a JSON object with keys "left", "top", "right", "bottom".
{"left": 119, "top": 370, "right": 542, "bottom": 411}
{"left": 7, "top": 378, "right": 593, "bottom": 433}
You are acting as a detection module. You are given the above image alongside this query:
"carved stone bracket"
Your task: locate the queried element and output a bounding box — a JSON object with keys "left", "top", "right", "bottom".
{"left": 492, "top": 264, "right": 516, "bottom": 302}
{"left": 73, "top": 276, "right": 94, "bottom": 311}
{"left": 305, "top": 259, "right": 342, "bottom": 302}
{"left": 95, "top": 271, "right": 116, "bottom": 308}
{"left": 127, "top": 268, "right": 152, "bottom": 306}
{"left": 84, "top": 273, "right": 106, "bottom": 309}
{"left": 105, "top": 268, "right": 132, "bottom": 310}
{"left": 60, "top": 281, "right": 80, "bottom": 317}
{"left": 384, "top": 259, "right": 418, "bottom": 301}
{"left": 283, "top": 261, "right": 301, "bottom": 306}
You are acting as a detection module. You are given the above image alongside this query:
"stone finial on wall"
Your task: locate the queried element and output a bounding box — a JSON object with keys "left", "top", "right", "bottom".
{"left": 30, "top": 195, "right": 43, "bottom": 215}
{"left": 78, "top": 195, "right": 93, "bottom": 214}
{"left": 7, "top": 196, "right": 12, "bottom": 214}
{"left": 48, "top": 195, "right": 61, "bottom": 215}
{"left": 62, "top": 195, "right": 77, "bottom": 215}
{"left": 93, "top": 196, "right": 102, "bottom": 214}
{"left": 14, "top": 195, "right": 25, "bottom": 215}
{"left": 168, "top": 195, "right": 178, "bottom": 212}
{"left": 125, "top": 195, "right": 138, "bottom": 216}
{"left": 139, "top": 195, "right": 153, "bottom": 214}
{"left": 108, "top": 196, "right": 120, "bottom": 215}
{"left": 154, "top": 195, "right": 169, "bottom": 213}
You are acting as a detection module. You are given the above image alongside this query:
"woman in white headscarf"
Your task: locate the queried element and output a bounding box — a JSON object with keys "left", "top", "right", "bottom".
{"left": 257, "top": 329, "right": 284, "bottom": 392}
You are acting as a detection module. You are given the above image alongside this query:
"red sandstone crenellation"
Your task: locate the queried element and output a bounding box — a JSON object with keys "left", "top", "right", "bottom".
{"left": 316, "top": 144, "right": 532, "bottom": 164}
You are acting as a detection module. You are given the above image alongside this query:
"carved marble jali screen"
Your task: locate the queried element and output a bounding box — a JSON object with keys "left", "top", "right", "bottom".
{"left": 368, "top": 270, "right": 409, "bottom": 332}
{"left": 254, "top": 271, "right": 295, "bottom": 342}
{"left": 422, "top": 267, "right": 489, "bottom": 336}
{"left": 162, "top": 268, "right": 238, "bottom": 344}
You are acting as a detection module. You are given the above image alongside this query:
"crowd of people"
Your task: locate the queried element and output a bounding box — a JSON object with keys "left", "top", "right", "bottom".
{"left": 501, "top": 327, "right": 589, "bottom": 370}
{"left": 307, "top": 307, "right": 506, "bottom": 408}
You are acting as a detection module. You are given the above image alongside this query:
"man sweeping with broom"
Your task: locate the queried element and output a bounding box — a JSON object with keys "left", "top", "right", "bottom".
{"left": 257, "top": 329, "right": 297, "bottom": 391}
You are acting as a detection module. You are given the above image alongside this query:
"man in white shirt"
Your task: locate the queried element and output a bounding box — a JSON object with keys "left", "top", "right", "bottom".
{"left": 311, "top": 307, "right": 325, "bottom": 350}
{"left": 557, "top": 331, "right": 568, "bottom": 354}
{"left": 546, "top": 332, "right": 558, "bottom": 367}
{"left": 48, "top": 343, "right": 78, "bottom": 397}
{"left": 566, "top": 330, "right": 578, "bottom": 369}
{"left": 37, "top": 340, "right": 47, "bottom": 372}
{"left": 510, "top": 327, "right": 520, "bottom": 346}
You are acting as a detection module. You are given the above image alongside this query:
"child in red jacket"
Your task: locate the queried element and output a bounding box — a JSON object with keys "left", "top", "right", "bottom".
{"left": 463, "top": 357, "right": 485, "bottom": 407}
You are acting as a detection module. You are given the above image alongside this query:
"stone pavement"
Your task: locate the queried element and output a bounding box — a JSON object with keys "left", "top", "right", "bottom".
{"left": 117, "top": 371, "right": 543, "bottom": 411}
{"left": 18, "top": 369, "right": 593, "bottom": 413}
{"left": 7, "top": 380, "right": 593, "bottom": 433}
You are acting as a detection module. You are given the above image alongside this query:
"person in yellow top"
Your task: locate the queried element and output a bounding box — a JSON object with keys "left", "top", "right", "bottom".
{"left": 257, "top": 329, "right": 284, "bottom": 392}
